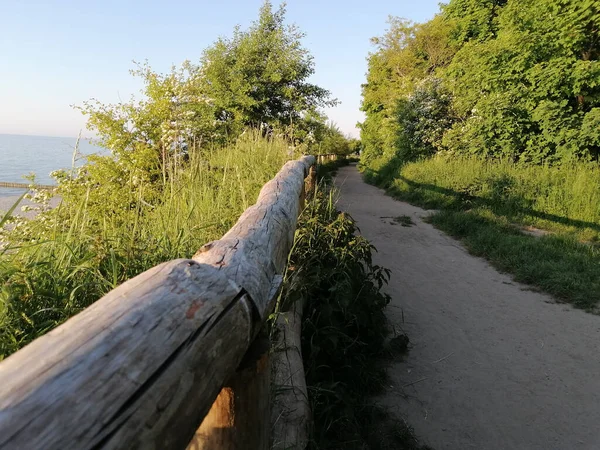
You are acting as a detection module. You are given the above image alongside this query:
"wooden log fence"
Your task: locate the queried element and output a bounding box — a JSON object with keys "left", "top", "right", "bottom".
{"left": 0, "top": 155, "right": 317, "bottom": 450}
{"left": 316, "top": 153, "right": 339, "bottom": 164}
{"left": 0, "top": 181, "right": 55, "bottom": 190}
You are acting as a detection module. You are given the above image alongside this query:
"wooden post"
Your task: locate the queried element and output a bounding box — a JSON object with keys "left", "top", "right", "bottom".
{"left": 188, "top": 337, "right": 271, "bottom": 450}
{"left": 271, "top": 299, "right": 310, "bottom": 450}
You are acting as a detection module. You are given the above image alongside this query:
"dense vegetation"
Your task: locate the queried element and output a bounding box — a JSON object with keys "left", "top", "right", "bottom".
{"left": 0, "top": 2, "right": 421, "bottom": 448}
{"left": 0, "top": 1, "right": 357, "bottom": 359}
{"left": 360, "top": 0, "right": 600, "bottom": 308}
{"left": 282, "top": 183, "right": 426, "bottom": 450}
{"left": 0, "top": 134, "right": 293, "bottom": 356}
{"left": 366, "top": 156, "right": 600, "bottom": 308}
{"left": 361, "top": 0, "right": 600, "bottom": 164}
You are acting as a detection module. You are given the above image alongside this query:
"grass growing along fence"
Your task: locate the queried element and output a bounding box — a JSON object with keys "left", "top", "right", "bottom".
{"left": 1, "top": 135, "right": 428, "bottom": 448}
{"left": 281, "top": 185, "right": 428, "bottom": 450}
{"left": 0, "top": 133, "right": 293, "bottom": 359}
{"left": 367, "top": 155, "right": 600, "bottom": 241}
{"left": 362, "top": 155, "right": 600, "bottom": 310}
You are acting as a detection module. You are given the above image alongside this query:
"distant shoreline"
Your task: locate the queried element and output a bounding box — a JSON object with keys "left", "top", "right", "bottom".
{"left": 0, "top": 132, "right": 94, "bottom": 141}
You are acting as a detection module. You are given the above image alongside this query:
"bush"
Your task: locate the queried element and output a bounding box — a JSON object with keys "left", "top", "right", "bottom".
{"left": 281, "top": 187, "right": 427, "bottom": 449}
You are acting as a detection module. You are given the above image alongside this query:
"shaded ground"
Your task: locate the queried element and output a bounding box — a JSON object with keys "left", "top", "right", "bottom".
{"left": 334, "top": 164, "right": 600, "bottom": 450}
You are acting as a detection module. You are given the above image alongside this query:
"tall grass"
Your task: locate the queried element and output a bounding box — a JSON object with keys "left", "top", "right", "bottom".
{"left": 0, "top": 132, "right": 292, "bottom": 358}
{"left": 361, "top": 154, "right": 600, "bottom": 309}
{"left": 366, "top": 155, "right": 600, "bottom": 241}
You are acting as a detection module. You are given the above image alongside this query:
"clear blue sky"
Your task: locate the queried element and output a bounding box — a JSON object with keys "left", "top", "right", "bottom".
{"left": 0, "top": 0, "right": 442, "bottom": 138}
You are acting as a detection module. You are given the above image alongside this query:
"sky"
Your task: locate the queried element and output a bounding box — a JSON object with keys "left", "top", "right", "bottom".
{"left": 0, "top": 0, "right": 442, "bottom": 139}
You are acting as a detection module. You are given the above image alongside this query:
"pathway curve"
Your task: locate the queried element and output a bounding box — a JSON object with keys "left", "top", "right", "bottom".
{"left": 334, "top": 164, "right": 600, "bottom": 450}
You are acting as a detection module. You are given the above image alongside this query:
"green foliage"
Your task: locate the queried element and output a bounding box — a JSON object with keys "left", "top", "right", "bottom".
{"left": 198, "top": 1, "right": 335, "bottom": 139}
{"left": 78, "top": 1, "right": 335, "bottom": 175}
{"left": 281, "top": 188, "right": 427, "bottom": 449}
{"left": 316, "top": 157, "right": 351, "bottom": 184}
{"left": 78, "top": 61, "right": 222, "bottom": 182}
{"left": 442, "top": 0, "right": 506, "bottom": 44}
{"left": 429, "top": 210, "right": 600, "bottom": 310}
{"left": 395, "top": 78, "right": 454, "bottom": 161}
{"left": 361, "top": 0, "right": 600, "bottom": 165}
{"left": 360, "top": 0, "right": 600, "bottom": 308}
{"left": 317, "top": 122, "right": 351, "bottom": 155}
{"left": 443, "top": 0, "right": 600, "bottom": 161}
{"left": 348, "top": 139, "right": 362, "bottom": 155}
{"left": 0, "top": 133, "right": 291, "bottom": 358}
{"left": 360, "top": 15, "right": 456, "bottom": 164}
{"left": 366, "top": 154, "right": 600, "bottom": 241}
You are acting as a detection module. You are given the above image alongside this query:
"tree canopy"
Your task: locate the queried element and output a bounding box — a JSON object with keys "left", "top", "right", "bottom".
{"left": 79, "top": 1, "right": 337, "bottom": 172}
{"left": 198, "top": 2, "right": 335, "bottom": 136}
{"left": 361, "top": 0, "right": 600, "bottom": 165}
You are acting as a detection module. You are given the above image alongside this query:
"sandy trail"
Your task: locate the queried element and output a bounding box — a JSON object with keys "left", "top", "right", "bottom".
{"left": 334, "top": 165, "right": 600, "bottom": 450}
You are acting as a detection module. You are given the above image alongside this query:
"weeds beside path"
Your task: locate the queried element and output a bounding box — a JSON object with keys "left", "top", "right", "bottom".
{"left": 362, "top": 156, "right": 600, "bottom": 310}
{"left": 279, "top": 167, "right": 429, "bottom": 449}
{"left": 334, "top": 164, "right": 600, "bottom": 450}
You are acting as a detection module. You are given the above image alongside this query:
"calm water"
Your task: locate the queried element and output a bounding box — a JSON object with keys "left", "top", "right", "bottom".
{"left": 0, "top": 134, "right": 103, "bottom": 198}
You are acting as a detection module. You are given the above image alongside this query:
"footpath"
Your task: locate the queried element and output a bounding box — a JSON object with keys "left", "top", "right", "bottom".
{"left": 335, "top": 164, "right": 600, "bottom": 450}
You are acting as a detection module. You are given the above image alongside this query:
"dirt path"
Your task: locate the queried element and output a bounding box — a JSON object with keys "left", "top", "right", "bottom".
{"left": 334, "top": 165, "right": 600, "bottom": 450}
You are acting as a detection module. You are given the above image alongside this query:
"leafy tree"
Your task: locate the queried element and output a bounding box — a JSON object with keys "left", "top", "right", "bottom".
{"left": 318, "top": 122, "right": 351, "bottom": 155}
{"left": 198, "top": 1, "right": 336, "bottom": 138}
{"left": 395, "top": 77, "right": 454, "bottom": 161}
{"left": 78, "top": 0, "right": 335, "bottom": 183}
{"left": 361, "top": 0, "right": 600, "bottom": 166}
{"left": 360, "top": 15, "right": 456, "bottom": 164}
{"left": 348, "top": 139, "right": 362, "bottom": 155}
{"left": 443, "top": 0, "right": 600, "bottom": 161}
{"left": 442, "top": 0, "right": 507, "bottom": 44}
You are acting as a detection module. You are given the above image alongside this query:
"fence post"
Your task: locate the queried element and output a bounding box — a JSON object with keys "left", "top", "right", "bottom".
{"left": 188, "top": 337, "right": 271, "bottom": 450}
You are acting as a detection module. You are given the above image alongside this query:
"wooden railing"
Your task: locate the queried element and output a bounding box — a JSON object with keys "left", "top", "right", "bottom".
{"left": 0, "top": 155, "right": 317, "bottom": 450}
{"left": 316, "top": 153, "right": 339, "bottom": 164}
{"left": 0, "top": 181, "right": 55, "bottom": 190}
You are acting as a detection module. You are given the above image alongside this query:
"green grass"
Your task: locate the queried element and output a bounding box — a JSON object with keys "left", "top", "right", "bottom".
{"left": 429, "top": 210, "right": 600, "bottom": 309}
{"left": 362, "top": 154, "right": 600, "bottom": 310}
{"left": 0, "top": 132, "right": 292, "bottom": 358}
{"left": 383, "top": 215, "right": 414, "bottom": 227}
{"left": 365, "top": 155, "right": 600, "bottom": 241}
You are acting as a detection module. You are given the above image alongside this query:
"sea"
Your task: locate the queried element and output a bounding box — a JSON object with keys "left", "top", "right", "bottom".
{"left": 0, "top": 134, "right": 104, "bottom": 198}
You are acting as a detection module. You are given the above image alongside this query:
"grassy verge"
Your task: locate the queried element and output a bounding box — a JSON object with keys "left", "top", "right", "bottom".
{"left": 281, "top": 187, "right": 429, "bottom": 449}
{"left": 361, "top": 155, "right": 600, "bottom": 310}
{"left": 0, "top": 133, "right": 292, "bottom": 358}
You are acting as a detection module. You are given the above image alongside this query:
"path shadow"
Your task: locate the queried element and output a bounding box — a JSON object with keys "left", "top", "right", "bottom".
{"left": 362, "top": 158, "right": 600, "bottom": 235}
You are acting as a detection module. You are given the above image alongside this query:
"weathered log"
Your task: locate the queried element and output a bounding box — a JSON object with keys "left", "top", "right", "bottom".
{"left": 189, "top": 337, "right": 271, "bottom": 450}
{"left": 0, "top": 260, "right": 254, "bottom": 450}
{"left": 269, "top": 163, "right": 314, "bottom": 450}
{"left": 193, "top": 155, "right": 315, "bottom": 320}
{"left": 306, "top": 165, "right": 317, "bottom": 197}
{"left": 270, "top": 298, "right": 310, "bottom": 450}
